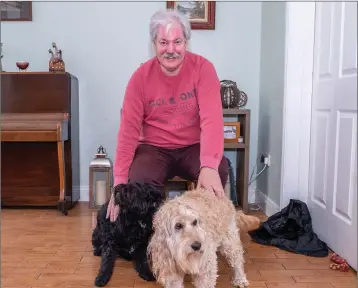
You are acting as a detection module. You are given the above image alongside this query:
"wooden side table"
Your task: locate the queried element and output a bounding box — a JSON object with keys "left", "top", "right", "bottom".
{"left": 223, "top": 109, "right": 250, "bottom": 213}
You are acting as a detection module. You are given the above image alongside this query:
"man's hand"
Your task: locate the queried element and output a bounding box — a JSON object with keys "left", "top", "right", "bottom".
{"left": 106, "top": 192, "right": 119, "bottom": 222}
{"left": 197, "top": 167, "right": 225, "bottom": 199}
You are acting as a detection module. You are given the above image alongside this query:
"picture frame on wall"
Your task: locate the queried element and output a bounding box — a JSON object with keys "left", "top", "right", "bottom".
{"left": 166, "top": 1, "right": 215, "bottom": 30}
{"left": 1, "top": 1, "right": 32, "bottom": 21}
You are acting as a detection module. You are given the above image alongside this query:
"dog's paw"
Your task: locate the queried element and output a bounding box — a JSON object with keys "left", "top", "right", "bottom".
{"left": 135, "top": 261, "right": 156, "bottom": 282}
{"left": 233, "top": 277, "right": 249, "bottom": 288}
{"left": 134, "top": 254, "right": 156, "bottom": 282}
{"left": 138, "top": 270, "right": 156, "bottom": 282}
{"left": 95, "top": 274, "right": 110, "bottom": 287}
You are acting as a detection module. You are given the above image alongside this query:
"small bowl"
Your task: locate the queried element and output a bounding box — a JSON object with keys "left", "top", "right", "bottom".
{"left": 16, "top": 61, "right": 29, "bottom": 71}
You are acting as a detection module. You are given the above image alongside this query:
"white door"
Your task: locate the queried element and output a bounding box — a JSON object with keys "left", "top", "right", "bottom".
{"left": 308, "top": 2, "right": 357, "bottom": 270}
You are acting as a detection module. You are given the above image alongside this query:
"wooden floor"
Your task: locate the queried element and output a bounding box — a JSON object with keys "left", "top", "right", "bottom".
{"left": 1, "top": 203, "right": 356, "bottom": 288}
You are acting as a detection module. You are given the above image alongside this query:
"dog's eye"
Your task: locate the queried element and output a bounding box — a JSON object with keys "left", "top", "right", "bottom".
{"left": 192, "top": 219, "right": 197, "bottom": 226}
{"left": 175, "top": 223, "right": 183, "bottom": 230}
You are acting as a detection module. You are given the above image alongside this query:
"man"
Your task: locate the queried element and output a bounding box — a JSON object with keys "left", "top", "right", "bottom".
{"left": 106, "top": 9, "right": 228, "bottom": 222}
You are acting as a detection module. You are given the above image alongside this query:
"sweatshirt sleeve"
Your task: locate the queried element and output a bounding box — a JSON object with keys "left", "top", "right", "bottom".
{"left": 196, "top": 60, "right": 224, "bottom": 170}
{"left": 113, "top": 69, "right": 144, "bottom": 186}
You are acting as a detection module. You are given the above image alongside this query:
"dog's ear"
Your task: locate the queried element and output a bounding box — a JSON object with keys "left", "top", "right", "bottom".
{"left": 147, "top": 205, "right": 177, "bottom": 285}
{"left": 114, "top": 182, "right": 164, "bottom": 214}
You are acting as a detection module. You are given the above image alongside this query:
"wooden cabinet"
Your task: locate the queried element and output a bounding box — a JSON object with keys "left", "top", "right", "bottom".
{"left": 0, "top": 72, "right": 80, "bottom": 215}
{"left": 224, "top": 109, "right": 250, "bottom": 213}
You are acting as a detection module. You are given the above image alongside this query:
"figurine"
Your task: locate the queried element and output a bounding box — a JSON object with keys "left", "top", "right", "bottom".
{"left": 48, "top": 42, "right": 65, "bottom": 72}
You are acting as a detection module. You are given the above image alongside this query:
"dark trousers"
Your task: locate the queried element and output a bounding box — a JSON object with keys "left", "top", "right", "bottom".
{"left": 128, "top": 143, "right": 228, "bottom": 195}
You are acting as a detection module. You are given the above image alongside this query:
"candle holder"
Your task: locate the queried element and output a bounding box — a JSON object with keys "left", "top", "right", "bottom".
{"left": 89, "top": 145, "right": 113, "bottom": 209}
{"left": 16, "top": 61, "right": 29, "bottom": 72}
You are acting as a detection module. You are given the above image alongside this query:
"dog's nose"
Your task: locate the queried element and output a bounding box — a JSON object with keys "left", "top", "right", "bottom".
{"left": 191, "top": 241, "right": 201, "bottom": 251}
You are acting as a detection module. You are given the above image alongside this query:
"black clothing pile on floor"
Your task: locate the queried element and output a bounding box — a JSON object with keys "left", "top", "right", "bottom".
{"left": 249, "top": 199, "right": 329, "bottom": 257}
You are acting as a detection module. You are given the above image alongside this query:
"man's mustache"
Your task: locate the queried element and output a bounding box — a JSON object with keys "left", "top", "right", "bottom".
{"left": 163, "top": 52, "right": 180, "bottom": 59}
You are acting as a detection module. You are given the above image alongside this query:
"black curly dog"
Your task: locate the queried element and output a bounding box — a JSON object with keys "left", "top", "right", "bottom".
{"left": 91, "top": 182, "right": 164, "bottom": 287}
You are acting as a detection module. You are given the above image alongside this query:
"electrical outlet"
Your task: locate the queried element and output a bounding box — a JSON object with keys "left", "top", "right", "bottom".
{"left": 264, "top": 154, "right": 271, "bottom": 167}
{"left": 260, "top": 153, "right": 271, "bottom": 167}
{"left": 260, "top": 154, "right": 265, "bottom": 163}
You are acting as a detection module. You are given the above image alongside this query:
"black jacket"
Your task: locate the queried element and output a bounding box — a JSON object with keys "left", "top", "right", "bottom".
{"left": 249, "top": 199, "right": 329, "bottom": 257}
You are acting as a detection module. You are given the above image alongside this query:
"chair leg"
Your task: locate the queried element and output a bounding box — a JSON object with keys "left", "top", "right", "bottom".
{"left": 57, "top": 140, "right": 68, "bottom": 216}
{"left": 188, "top": 181, "right": 196, "bottom": 190}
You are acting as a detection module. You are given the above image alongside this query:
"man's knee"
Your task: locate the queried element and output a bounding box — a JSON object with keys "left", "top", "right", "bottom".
{"left": 127, "top": 146, "right": 170, "bottom": 195}
{"left": 128, "top": 156, "right": 166, "bottom": 186}
{"left": 128, "top": 160, "right": 166, "bottom": 196}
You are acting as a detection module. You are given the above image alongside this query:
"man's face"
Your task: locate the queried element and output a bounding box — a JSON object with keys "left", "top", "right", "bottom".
{"left": 154, "top": 22, "right": 187, "bottom": 74}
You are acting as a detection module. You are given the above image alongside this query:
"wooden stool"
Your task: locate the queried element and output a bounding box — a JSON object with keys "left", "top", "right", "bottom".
{"left": 164, "top": 176, "right": 195, "bottom": 198}
{"left": 167, "top": 176, "right": 195, "bottom": 189}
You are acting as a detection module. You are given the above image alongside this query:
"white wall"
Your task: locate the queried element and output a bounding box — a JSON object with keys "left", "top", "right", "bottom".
{"left": 1, "top": 2, "right": 262, "bottom": 201}
{"left": 256, "top": 2, "right": 286, "bottom": 210}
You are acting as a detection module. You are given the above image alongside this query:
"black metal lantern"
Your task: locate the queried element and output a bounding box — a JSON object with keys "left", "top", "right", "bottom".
{"left": 89, "top": 145, "right": 113, "bottom": 209}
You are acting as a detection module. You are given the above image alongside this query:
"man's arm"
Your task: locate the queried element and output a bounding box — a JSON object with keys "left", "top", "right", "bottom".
{"left": 196, "top": 59, "right": 224, "bottom": 170}
{"left": 113, "top": 69, "right": 144, "bottom": 185}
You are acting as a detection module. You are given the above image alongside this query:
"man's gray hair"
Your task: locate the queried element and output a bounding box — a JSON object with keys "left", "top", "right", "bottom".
{"left": 149, "top": 9, "right": 191, "bottom": 41}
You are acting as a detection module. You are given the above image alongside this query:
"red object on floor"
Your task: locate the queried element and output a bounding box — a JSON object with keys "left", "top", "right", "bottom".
{"left": 330, "top": 253, "right": 350, "bottom": 272}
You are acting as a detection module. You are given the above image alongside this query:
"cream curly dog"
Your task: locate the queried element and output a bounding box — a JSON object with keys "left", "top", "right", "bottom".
{"left": 147, "top": 187, "right": 260, "bottom": 288}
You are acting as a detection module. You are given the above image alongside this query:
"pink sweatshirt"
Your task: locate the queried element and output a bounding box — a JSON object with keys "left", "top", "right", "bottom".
{"left": 114, "top": 51, "right": 224, "bottom": 185}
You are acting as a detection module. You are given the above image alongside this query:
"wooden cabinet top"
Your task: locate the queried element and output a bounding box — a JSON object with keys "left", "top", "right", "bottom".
{"left": 1, "top": 71, "right": 78, "bottom": 113}
{"left": 0, "top": 71, "right": 77, "bottom": 79}
{"left": 222, "top": 108, "right": 250, "bottom": 115}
